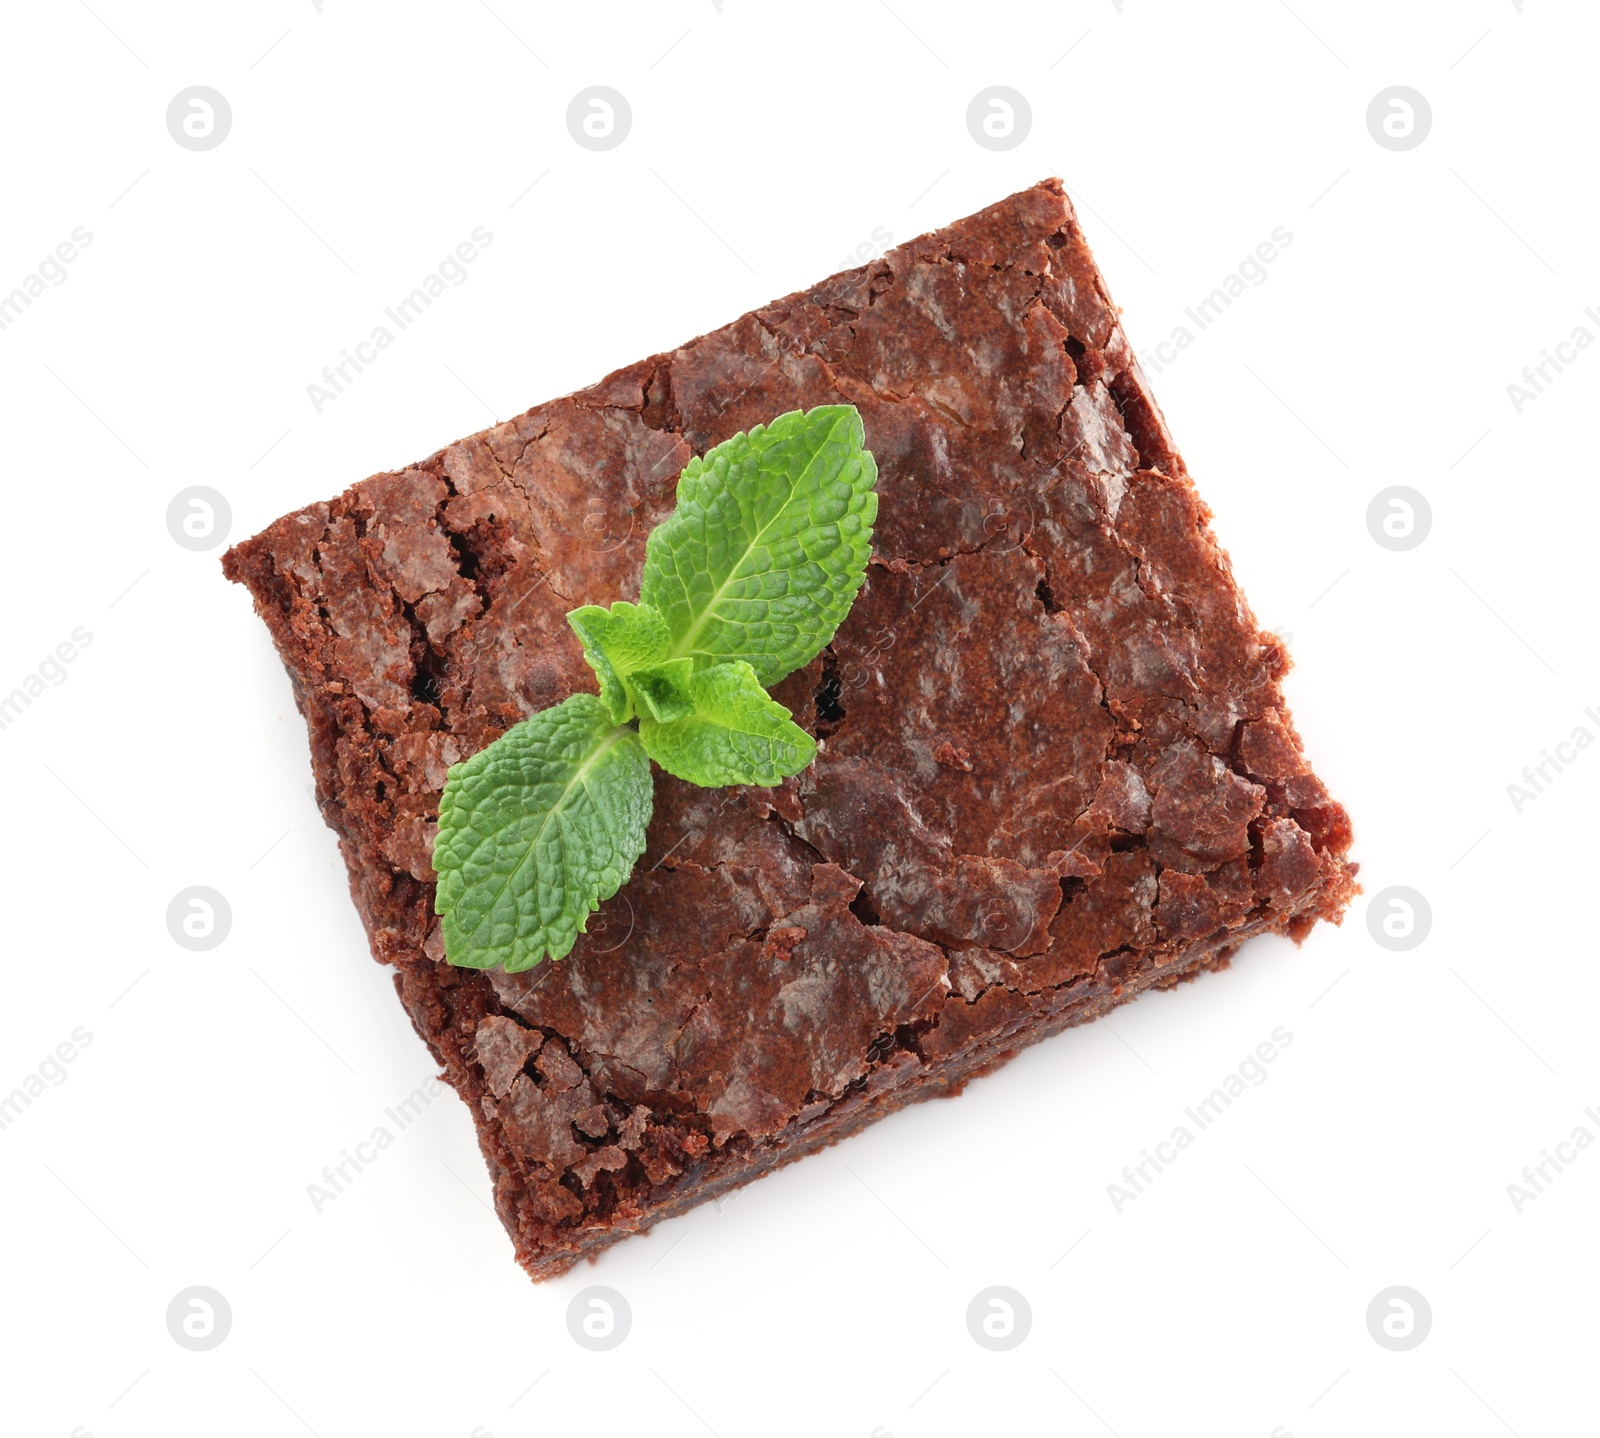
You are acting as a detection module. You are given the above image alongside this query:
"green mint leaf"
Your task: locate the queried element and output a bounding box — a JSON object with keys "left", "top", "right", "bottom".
{"left": 629, "top": 658, "right": 695, "bottom": 723}
{"left": 639, "top": 404, "right": 878, "bottom": 687}
{"left": 432, "top": 405, "right": 880, "bottom": 971}
{"left": 639, "top": 660, "right": 818, "bottom": 788}
{"left": 433, "top": 694, "right": 652, "bottom": 971}
{"left": 567, "top": 600, "right": 671, "bottom": 723}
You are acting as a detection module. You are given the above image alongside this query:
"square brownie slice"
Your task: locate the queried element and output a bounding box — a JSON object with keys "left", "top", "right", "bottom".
{"left": 224, "top": 178, "right": 1355, "bottom": 1280}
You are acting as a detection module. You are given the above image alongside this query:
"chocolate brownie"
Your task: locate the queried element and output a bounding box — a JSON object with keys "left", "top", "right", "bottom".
{"left": 224, "top": 179, "right": 1356, "bottom": 1281}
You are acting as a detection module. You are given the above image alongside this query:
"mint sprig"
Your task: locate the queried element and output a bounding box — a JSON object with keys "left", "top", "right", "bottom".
{"left": 641, "top": 404, "right": 878, "bottom": 685}
{"left": 639, "top": 660, "right": 817, "bottom": 787}
{"left": 433, "top": 696, "right": 652, "bottom": 971}
{"left": 432, "top": 405, "right": 878, "bottom": 972}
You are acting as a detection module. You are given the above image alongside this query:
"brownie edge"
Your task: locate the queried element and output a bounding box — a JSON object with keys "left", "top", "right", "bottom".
{"left": 224, "top": 178, "right": 1356, "bottom": 1281}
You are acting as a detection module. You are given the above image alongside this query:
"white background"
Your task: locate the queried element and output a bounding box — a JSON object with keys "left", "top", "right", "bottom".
{"left": 2, "top": 1, "right": 1595, "bottom": 1434}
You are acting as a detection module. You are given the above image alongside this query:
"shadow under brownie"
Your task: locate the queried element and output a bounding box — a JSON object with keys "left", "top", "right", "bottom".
{"left": 224, "top": 178, "right": 1356, "bottom": 1281}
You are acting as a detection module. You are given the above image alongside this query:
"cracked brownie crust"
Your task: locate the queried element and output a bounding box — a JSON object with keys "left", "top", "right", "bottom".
{"left": 224, "top": 179, "right": 1356, "bottom": 1280}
